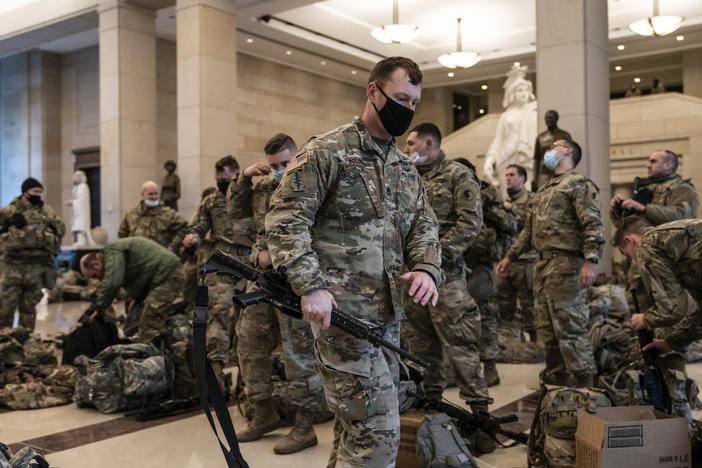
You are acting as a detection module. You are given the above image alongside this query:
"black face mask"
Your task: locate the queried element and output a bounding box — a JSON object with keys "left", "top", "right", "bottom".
{"left": 217, "top": 180, "right": 230, "bottom": 194}
{"left": 372, "top": 86, "right": 415, "bottom": 137}
{"left": 27, "top": 195, "right": 42, "bottom": 206}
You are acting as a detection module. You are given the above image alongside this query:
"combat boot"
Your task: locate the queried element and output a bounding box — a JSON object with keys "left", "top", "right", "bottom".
{"left": 273, "top": 412, "right": 318, "bottom": 454}
{"left": 483, "top": 360, "right": 500, "bottom": 387}
{"left": 573, "top": 372, "right": 596, "bottom": 389}
{"left": 238, "top": 400, "right": 282, "bottom": 442}
{"left": 470, "top": 402, "right": 496, "bottom": 454}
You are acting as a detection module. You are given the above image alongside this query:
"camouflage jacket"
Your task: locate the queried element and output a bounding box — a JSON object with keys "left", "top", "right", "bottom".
{"left": 416, "top": 152, "right": 482, "bottom": 266}
{"left": 466, "top": 180, "right": 518, "bottom": 267}
{"left": 612, "top": 173, "right": 698, "bottom": 225}
{"left": 265, "top": 118, "right": 442, "bottom": 323}
{"left": 188, "top": 190, "right": 255, "bottom": 257}
{"left": 0, "top": 197, "right": 65, "bottom": 262}
{"left": 227, "top": 172, "right": 278, "bottom": 267}
{"left": 118, "top": 201, "right": 187, "bottom": 251}
{"left": 507, "top": 170, "right": 604, "bottom": 262}
{"left": 96, "top": 237, "right": 180, "bottom": 309}
{"left": 635, "top": 219, "right": 702, "bottom": 348}
{"left": 506, "top": 187, "right": 537, "bottom": 262}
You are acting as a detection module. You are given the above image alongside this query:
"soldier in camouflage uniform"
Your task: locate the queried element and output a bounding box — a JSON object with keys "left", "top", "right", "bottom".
{"left": 497, "top": 139, "right": 603, "bottom": 388}
{"left": 0, "top": 178, "right": 65, "bottom": 331}
{"left": 227, "top": 134, "right": 324, "bottom": 454}
{"left": 266, "top": 58, "right": 442, "bottom": 468}
{"left": 614, "top": 216, "right": 702, "bottom": 426}
{"left": 183, "top": 155, "right": 255, "bottom": 391}
{"left": 118, "top": 180, "right": 188, "bottom": 251}
{"left": 495, "top": 164, "right": 537, "bottom": 341}
{"left": 181, "top": 187, "right": 217, "bottom": 313}
{"left": 402, "top": 125, "right": 493, "bottom": 414}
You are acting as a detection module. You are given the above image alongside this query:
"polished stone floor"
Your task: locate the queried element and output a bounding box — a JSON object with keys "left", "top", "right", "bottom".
{"left": 2, "top": 300, "right": 700, "bottom": 468}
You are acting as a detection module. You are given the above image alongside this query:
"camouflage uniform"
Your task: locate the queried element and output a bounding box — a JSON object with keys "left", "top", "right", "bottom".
{"left": 0, "top": 197, "right": 65, "bottom": 331}
{"left": 227, "top": 172, "right": 325, "bottom": 415}
{"left": 466, "top": 181, "right": 518, "bottom": 363}
{"left": 118, "top": 201, "right": 187, "bottom": 251}
{"left": 495, "top": 187, "right": 537, "bottom": 337}
{"left": 188, "top": 190, "right": 255, "bottom": 364}
{"left": 266, "top": 118, "right": 442, "bottom": 467}
{"left": 405, "top": 152, "right": 490, "bottom": 404}
{"left": 507, "top": 170, "right": 604, "bottom": 383}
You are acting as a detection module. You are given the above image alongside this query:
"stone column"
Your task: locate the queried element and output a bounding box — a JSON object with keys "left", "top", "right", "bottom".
{"left": 536, "top": 0, "right": 611, "bottom": 273}
{"left": 98, "top": 0, "right": 157, "bottom": 236}
{"left": 176, "top": 0, "right": 238, "bottom": 218}
{"left": 683, "top": 49, "right": 702, "bottom": 99}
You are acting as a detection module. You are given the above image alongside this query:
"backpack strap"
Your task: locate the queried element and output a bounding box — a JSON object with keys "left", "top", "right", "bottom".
{"left": 193, "top": 280, "right": 249, "bottom": 468}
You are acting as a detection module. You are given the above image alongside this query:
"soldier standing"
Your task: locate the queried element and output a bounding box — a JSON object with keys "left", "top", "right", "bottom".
{"left": 494, "top": 164, "right": 537, "bottom": 341}
{"left": 496, "top": 139, "right": 603, "bottom": 388}
{"left": 402, "top": 125, "right": 494, "bottom": 424}
{"left": 227, "top": 133, "right": 324, "bottom": 454}
{"left": 118, "top": 180, "right": 187, "bottom": 252}
{"left": 0, "top": 178, "right": 65, "bottom": 331}
{"left": 266, "top": 57, "right": 442, "bottom": 467}
{"left": 183, "top": 155, "right": 255, "bottom": 392}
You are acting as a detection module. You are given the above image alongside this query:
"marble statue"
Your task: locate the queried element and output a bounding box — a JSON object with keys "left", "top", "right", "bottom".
{"left": 533, "top": 110, "right": 571, "bottom": 190}
{"left": 161, "top": 160, "right": 181, "bottom": 211}
{"left": 69, "top": 170, "right": 94, "bottom": 246}
{"left": 483, "top": 64, "right": 537, "bottom": 197}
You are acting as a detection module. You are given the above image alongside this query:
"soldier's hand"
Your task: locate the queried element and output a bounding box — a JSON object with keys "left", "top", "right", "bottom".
{"left": 642, "top": 339, "right": 671, "bottom": 354}
{"left": 495, "top": 257, "right": 511, "bottom": 277}
{"left": 183, "top": 234, "right": 198, "bottom": 248}
{"left": 621, "top": 199, "right": 645, "bottom": 213}
{"left": 609, "top": 194, "right": 622, "bottom": 212}
{"left": 301, "top": 289, "right": 337, "bottom": 329}
{"left": 631, "top": 313, "right": 646, "bottom": 331}
{"left": 257, "top": 250, "right": 272, "bottom": 268}
{"left": 578, "top": 261, "right": 597, "bottom": 289}
{"left": 243, "top": 162, "right": 271, "bottom": 177}
{"left": 399, "top": 271, "right": 439, "bottom": 306}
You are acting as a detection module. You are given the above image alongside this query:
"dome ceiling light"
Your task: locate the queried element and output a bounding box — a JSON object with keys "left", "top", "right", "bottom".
{"left": 628, "top": 0, "right": 684, "bottom": 37}
{"left": 371, "top": 0, "right": 420, "bottom": 44}
{"left": 438, "top": 18, "right": 481, "bottom": 69}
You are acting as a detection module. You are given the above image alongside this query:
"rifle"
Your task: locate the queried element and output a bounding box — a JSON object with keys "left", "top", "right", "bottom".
{"left": 200, "top": 249, "right": 429, "bottom": 369}
{"left": 409, "top": 391, "right": 528, "bottom": 447}
{"left": 630, "top": 289, "right": 672, "bottom": 413}
{"left": 616, "top": 177, "right": 654, "bottom": 218}
{"left": 125, "top": 397, "right": 199, "bottom": 422}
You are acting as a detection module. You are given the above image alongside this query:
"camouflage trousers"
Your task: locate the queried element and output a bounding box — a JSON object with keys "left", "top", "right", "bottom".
{"left": 405, "top": 265, "right": 491, "bottom": 404}
{"left": 236, "top": 286, "right": 324, "bottom": 415}
{"left": 0, "top": 262, "right": 45, "bottom": 331}
{"left": 659, "top": 352, "right": 694, "bottom": 428}
{"left": 138, "top": 266, "right": 185, "bottom": 344}
{"left": 495, "top": 260, "right": 535, "bottom": 335}
{"left": 534, "top": 256, "right": 596, "bottom": 380}
{"left": 467, "top": 263, "right": 499, "bottom": 362}
{"left": 314, "top": 321, "right": 400, "bottom": 468}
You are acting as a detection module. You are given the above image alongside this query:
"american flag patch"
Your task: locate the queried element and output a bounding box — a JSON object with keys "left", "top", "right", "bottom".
{"left": 286, "top": 153, "right": 308, "bottom": 172}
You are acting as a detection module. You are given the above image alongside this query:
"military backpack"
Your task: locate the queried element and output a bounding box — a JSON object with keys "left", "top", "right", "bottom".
{"left": 416, "top": 414, "right": 477, "bottom": 468}
{"left": 0, "top": 442, "right": 49, "bottom": 468}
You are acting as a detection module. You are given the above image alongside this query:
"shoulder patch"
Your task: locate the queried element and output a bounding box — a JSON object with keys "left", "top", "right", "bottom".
{"left": 286, "top": 152, "right": 309, "bottom": 172}
{"left": 463, "top": 189, "right": 473, "bottom": 200}
{"left": 290, "top": 171, "right": 305, "bottom": 192}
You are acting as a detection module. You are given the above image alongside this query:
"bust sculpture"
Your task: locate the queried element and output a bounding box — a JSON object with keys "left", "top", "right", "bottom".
{"left": 533, "top": 110, "right": 571, "bottom": 190}
{"left": 69, "top": 170, "right": 94, "bottom": 246}
{"left": 483, "top": 64, "right": 537, "bottom": 197}
{"left": 161, "top": 160, "right": 181, "bottom": 211}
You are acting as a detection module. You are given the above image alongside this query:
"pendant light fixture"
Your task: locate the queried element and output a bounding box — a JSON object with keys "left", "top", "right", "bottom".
{"left": 628, "top": 0, "right": 683, "bottom": 37}
{"left": 371, "top": 0, "right": 420, "bottom": 44}
{"left": 438, "top": 18, "right": 480, "bottom": 69}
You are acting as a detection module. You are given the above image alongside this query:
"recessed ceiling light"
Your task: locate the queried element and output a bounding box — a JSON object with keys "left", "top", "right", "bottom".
{"left": 634, "top": 77, "right": 641, "bottom": 83}
{"left": 481, "top": 84, "right": 488, "bottom": 90}
{"left": 246, "top": 38, "right": 254, "bottom": 44}
{"left": 320, "top": 61, "right": 326, "bottom": 66}
{"left": 676, "top": 35, "right": 685, "bottom": 41}
{"left": 617, "top": 44, "right": 625, "bottom": 50}
{"left": 351, "top": 70, "right": 357, "bottom": 75}
{"left": 513, "top": 61, "right": 520, "bottom": 67}
{"left": 285, "top": 50, "right": 292, "bottom": 55}
{"left": 447, "top": 72, "right": 455, "bottom": 77}
{"left": 615, "top": 65, "right": 622, "bottom": 71}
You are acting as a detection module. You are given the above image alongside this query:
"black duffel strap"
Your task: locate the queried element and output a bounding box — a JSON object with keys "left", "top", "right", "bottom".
{"left": 193, "top": 283, "right": 248, "bottom": 468}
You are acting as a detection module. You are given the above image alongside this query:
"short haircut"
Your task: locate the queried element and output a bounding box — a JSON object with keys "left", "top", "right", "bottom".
{"left": 560, "top": 139, "right": 582, "bottom": 167}
{"left": 507, "top": 164, "right": 527, "bottom": 179}
{"left": 453, "top": 157, "right": 476, "bottom": 174}
{"left": 80, "top": 252, "right": 100, "bottom": 269}
{"left": 410, "top": 122, "right": 441, "bottom": 146}
{"left": 215, "top": 155, "right": 239, "bottom": 172}
{"left": 662, "top": 150, "right": 679, "bottom": 172}
{"left": 264, "top": 133, "right": 297, "bottom": 156}
{"left": 201, "top": 186, "right": 217, "bottom": 200}
{"left": 368, "top": 56, "right": 423, "bottom": 87}
{"left": 611, "top": 215, "right": 653, "bottom": 247}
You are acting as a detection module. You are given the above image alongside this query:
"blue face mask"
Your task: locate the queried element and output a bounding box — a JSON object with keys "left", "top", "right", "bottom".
{"left": 272, "top": 168, "right": 285, "bottom": 183}
{"left": 543, "top": 149, "right": 561, "bottom": 170}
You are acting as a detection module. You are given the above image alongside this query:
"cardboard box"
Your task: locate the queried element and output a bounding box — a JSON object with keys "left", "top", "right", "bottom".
{"left": 575, "top": 406, "right": 690, "bottom": 468}
{"left": 398, "top": 410, "right": 440, "bottom": 468}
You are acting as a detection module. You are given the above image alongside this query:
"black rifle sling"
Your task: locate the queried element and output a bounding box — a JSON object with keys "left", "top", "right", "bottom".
{"left": 193, "top": 282, "right": 249, "bottom": 468}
